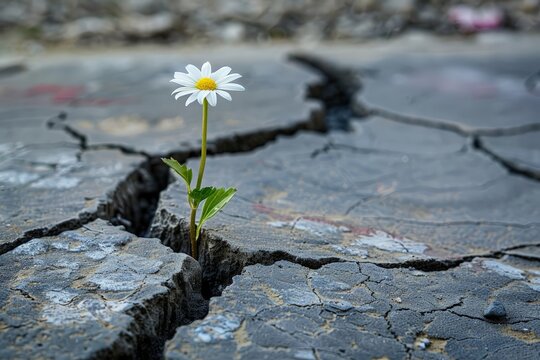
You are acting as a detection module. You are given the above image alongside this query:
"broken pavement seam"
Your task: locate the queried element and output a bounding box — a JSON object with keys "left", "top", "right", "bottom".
{"left": 474, "top": 136, "right": 540, "bottom": 182}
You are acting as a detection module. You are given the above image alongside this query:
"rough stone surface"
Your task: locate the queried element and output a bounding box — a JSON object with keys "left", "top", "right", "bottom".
{"left": 0, "top": 145, "right": 146, "bottom": 254}
{"left": 166, "top": 258, "right": 540, "bottom": 359}
{"left": 150, "top": 117, "right": 540, "bottom": 293}
{"left": 0, "top": 51, "right": 323, "bottom": 156}
{"left": 0, "top": 72, "right": 162, "bottom": 254}
{"left": 0, "top": 219, "right": 206, "bottom": 359}
{"left": 354, "top": 55, "right": 540, "bottom": 132}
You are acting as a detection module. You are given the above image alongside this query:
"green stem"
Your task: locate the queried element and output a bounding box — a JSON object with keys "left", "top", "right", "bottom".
{"left": 189, "top": 207, "right": 197, "bottom": 258}
{"left": 189, "top": 98, "right": 209, "bottom": 258}
{"left": 196, "top": 99, "right": 208, "bottom": 190}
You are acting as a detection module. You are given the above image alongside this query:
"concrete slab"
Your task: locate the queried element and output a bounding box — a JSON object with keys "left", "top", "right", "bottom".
{"left": 0, "top": 52, "right": 324, "bottom": 156}
{"left": 480, "top": 132, "right": 540, "bottom": 179}
{"left": 151, "top": 117, "right": 540, "bottom": 292}
{"left": 354, "top": 55, "right": 540, "bottom": 133}
{"left": 0, "top": 219, "right": 205, "bottom": 359}
{"left": 0, "top": 147, "right": 145, "bottom": 254}
{"left": 166, "top": 257, "right": 540, "bottom": 359}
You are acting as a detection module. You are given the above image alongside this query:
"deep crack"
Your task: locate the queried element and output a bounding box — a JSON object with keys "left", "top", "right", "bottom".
{"left": 474, "top": 136, "right": 540, "bottom": 182}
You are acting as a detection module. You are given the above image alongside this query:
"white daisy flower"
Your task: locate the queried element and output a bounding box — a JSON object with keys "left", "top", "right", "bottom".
{"left": 170, "top": 61, "right": 245, "bottom": 107}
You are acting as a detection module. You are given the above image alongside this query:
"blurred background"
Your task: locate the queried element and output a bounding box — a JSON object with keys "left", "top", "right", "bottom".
{"left": 1, "top": 0, "right": 539, "bottom": 51}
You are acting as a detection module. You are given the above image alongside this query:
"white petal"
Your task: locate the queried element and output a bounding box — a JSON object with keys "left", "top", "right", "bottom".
{"left": 185, "top": 64, "right": 201, "bottom": 79}
{"left": 201, "top": 62, "right": 212, "bottom": 77}
{"left": 207, "top": 91, "right": 217, "bottom": 106}
{"left": 217, "top": 73, "right": 242, "bottom": 84}
{"left": 218, "top": 83, "right": 245, "bottom": 91}
{"left": 175, "top": 89, "right": 198, "bottom": 100}
{"left": 172, "top": 87, "right": 189, "bottom": 95}
{"left": 216, "top": 90, "right": 232, "bottom": 101}
{"left": 170, "top": 78, "right": 194, "bottom": 86}
{"left": 212, "top": 66, "right": 232, "bottom": 82}
{"left": 185, "top": 92, "right": 199, "bottom": 106}
{"left": 174, "top": 72, "right": 196, "bottom": 84}
{"left": 197, "top": 90, "right": 210, "bottom": 104}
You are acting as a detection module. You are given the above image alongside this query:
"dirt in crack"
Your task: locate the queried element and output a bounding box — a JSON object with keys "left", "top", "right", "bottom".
{"left": 148, "top": 211, "right": 343, "bottom": 299}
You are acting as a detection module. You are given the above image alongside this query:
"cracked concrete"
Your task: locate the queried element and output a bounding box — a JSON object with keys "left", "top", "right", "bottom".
{"left": 0, "top": 143, "right": 148, "bottom": 254}
{"left": 5, "top": 52, "right": 324, "bottom": 157}
{"left": 149, "top": 118, "right": 540, "bottom": 292}
{"left": 1, "top": 38, "right": 540, "bottom": 359}
{"left": 0, "top": 220, "right": 206, "bottom": 359}
{"left": 165, "top": 258, "right": 539, "bottom": 359}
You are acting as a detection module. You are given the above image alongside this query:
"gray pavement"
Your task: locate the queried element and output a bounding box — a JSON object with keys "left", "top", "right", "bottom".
{"left": 0, "top": 219, "right": 205, "bottom": 359}
{"left": 1, "top": 38, "right": 539, "bottom": 359}
{"left": 166, "top": 258, "right": 539, "bottom": 360}
{"left": 355, "top": 55, "right": 540, "bottom": 133}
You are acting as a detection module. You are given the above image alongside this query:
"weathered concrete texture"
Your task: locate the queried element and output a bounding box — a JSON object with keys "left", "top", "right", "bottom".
{"left": 480, "top": 131, "right": 540, "bottom": 179}
{"left": 0, "top": 219, "right": 207, "bottom": 360}
{"left": 0, "top": 145, "right": 146, "bottom": 254}
{"left": 1, "top": 52, "right": 323, "bottom": 156}
{"left": 166, "top": 257, "right": 540, "bottom": 360}
{"left": 150, "top": 117, "right": 540, "bottom": 294}
{"left": 354, "top": 55, "right": 540, "bottom": 132}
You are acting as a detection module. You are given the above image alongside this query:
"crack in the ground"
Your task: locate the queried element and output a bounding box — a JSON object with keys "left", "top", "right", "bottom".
{"left": 289, "top": 53, "right": 357, "bottom": 131}
{"left": 352, "top": 216, "right": 540, "bottom": 229}
{"left": 361, "top": 106, "right": 540, "bottom": 138}
{"left": 474, "top": 136, "right": 540, "bottom": 182}
{"left": 6, "top": 53, "right": 540, "bottom": 359}
{"left": 376, "top": 243, "right": 540, "bottom": 272}
{"left": 0, "top": 212, "right": 98, "bottom": 255}
{"left": 148, "top": 210, "right": 345, "bottom": 298}
{"left": 294, "top": 54, "right": 540, "bottom": 184}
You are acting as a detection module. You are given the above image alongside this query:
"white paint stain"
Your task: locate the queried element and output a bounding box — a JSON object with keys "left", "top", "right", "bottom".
{"left": 353, "top": 230, "right": 428, "bottom": 254}
{"left": 46, "top": 290, "right": 78, "bottom": 305}
{"left": 281, "top": 288, "right": 320, "bottom": 306}
{"left": 481, "top": 260, "right": 525, "bottom": 280}
{"left": 12, "top": 239, "right": 48, "bottom": 256}
{"left": 268, "top": 219, "right": 350, "bottom": 237}
{"left": 192, "top": 315, "right": 241, "bottom": 343}
{"left": 0, "top": 170, "right": 40, "bottom": 185}
{"left": 330, "top": 244, "right": 368, "bottom": 258}
{"left": 42, "top": 298, "right": 131, "bottom": 325}
{"left": 31, "top": 176, "right": 80, "bottom": 189}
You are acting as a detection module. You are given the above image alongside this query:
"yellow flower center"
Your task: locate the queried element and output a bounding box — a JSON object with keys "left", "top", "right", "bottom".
{"left": 195, "top": 77, "right": 217, "bottom": 91}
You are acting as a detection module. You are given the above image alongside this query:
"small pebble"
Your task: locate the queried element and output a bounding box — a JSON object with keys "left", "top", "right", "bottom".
{"left": 483, "top": 301, "right": 507, "bottom": 320}
{"left": 324, "top": 300, "right": 354, "bottom": 312}
{"left": 418, "top": 338, "right": 431, "bottom": 350}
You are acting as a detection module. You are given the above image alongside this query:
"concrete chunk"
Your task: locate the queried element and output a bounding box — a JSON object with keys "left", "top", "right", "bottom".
{"left": 0, "top": 219, "right": 206, "bottom": 359}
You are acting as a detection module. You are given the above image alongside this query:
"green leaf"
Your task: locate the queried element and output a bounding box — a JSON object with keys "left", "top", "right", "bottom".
{"left": 196, "top": 187, "right": 237, "bottom": 239}
{"left": 189, "top": 186, "right": 217, "bottom": 206}
{"left": 162, "top": 157, "right": 192, "bottom": 190}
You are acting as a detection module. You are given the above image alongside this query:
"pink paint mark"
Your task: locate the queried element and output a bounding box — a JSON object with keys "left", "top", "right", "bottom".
{"left": 22, "top": 84, "right": 135, "bottom": 107}
{"left": 252, "top": 203, "right": 290, "bottom": 221}
{"left": 25, "top": 84, "right": 85, "bottom": 104}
